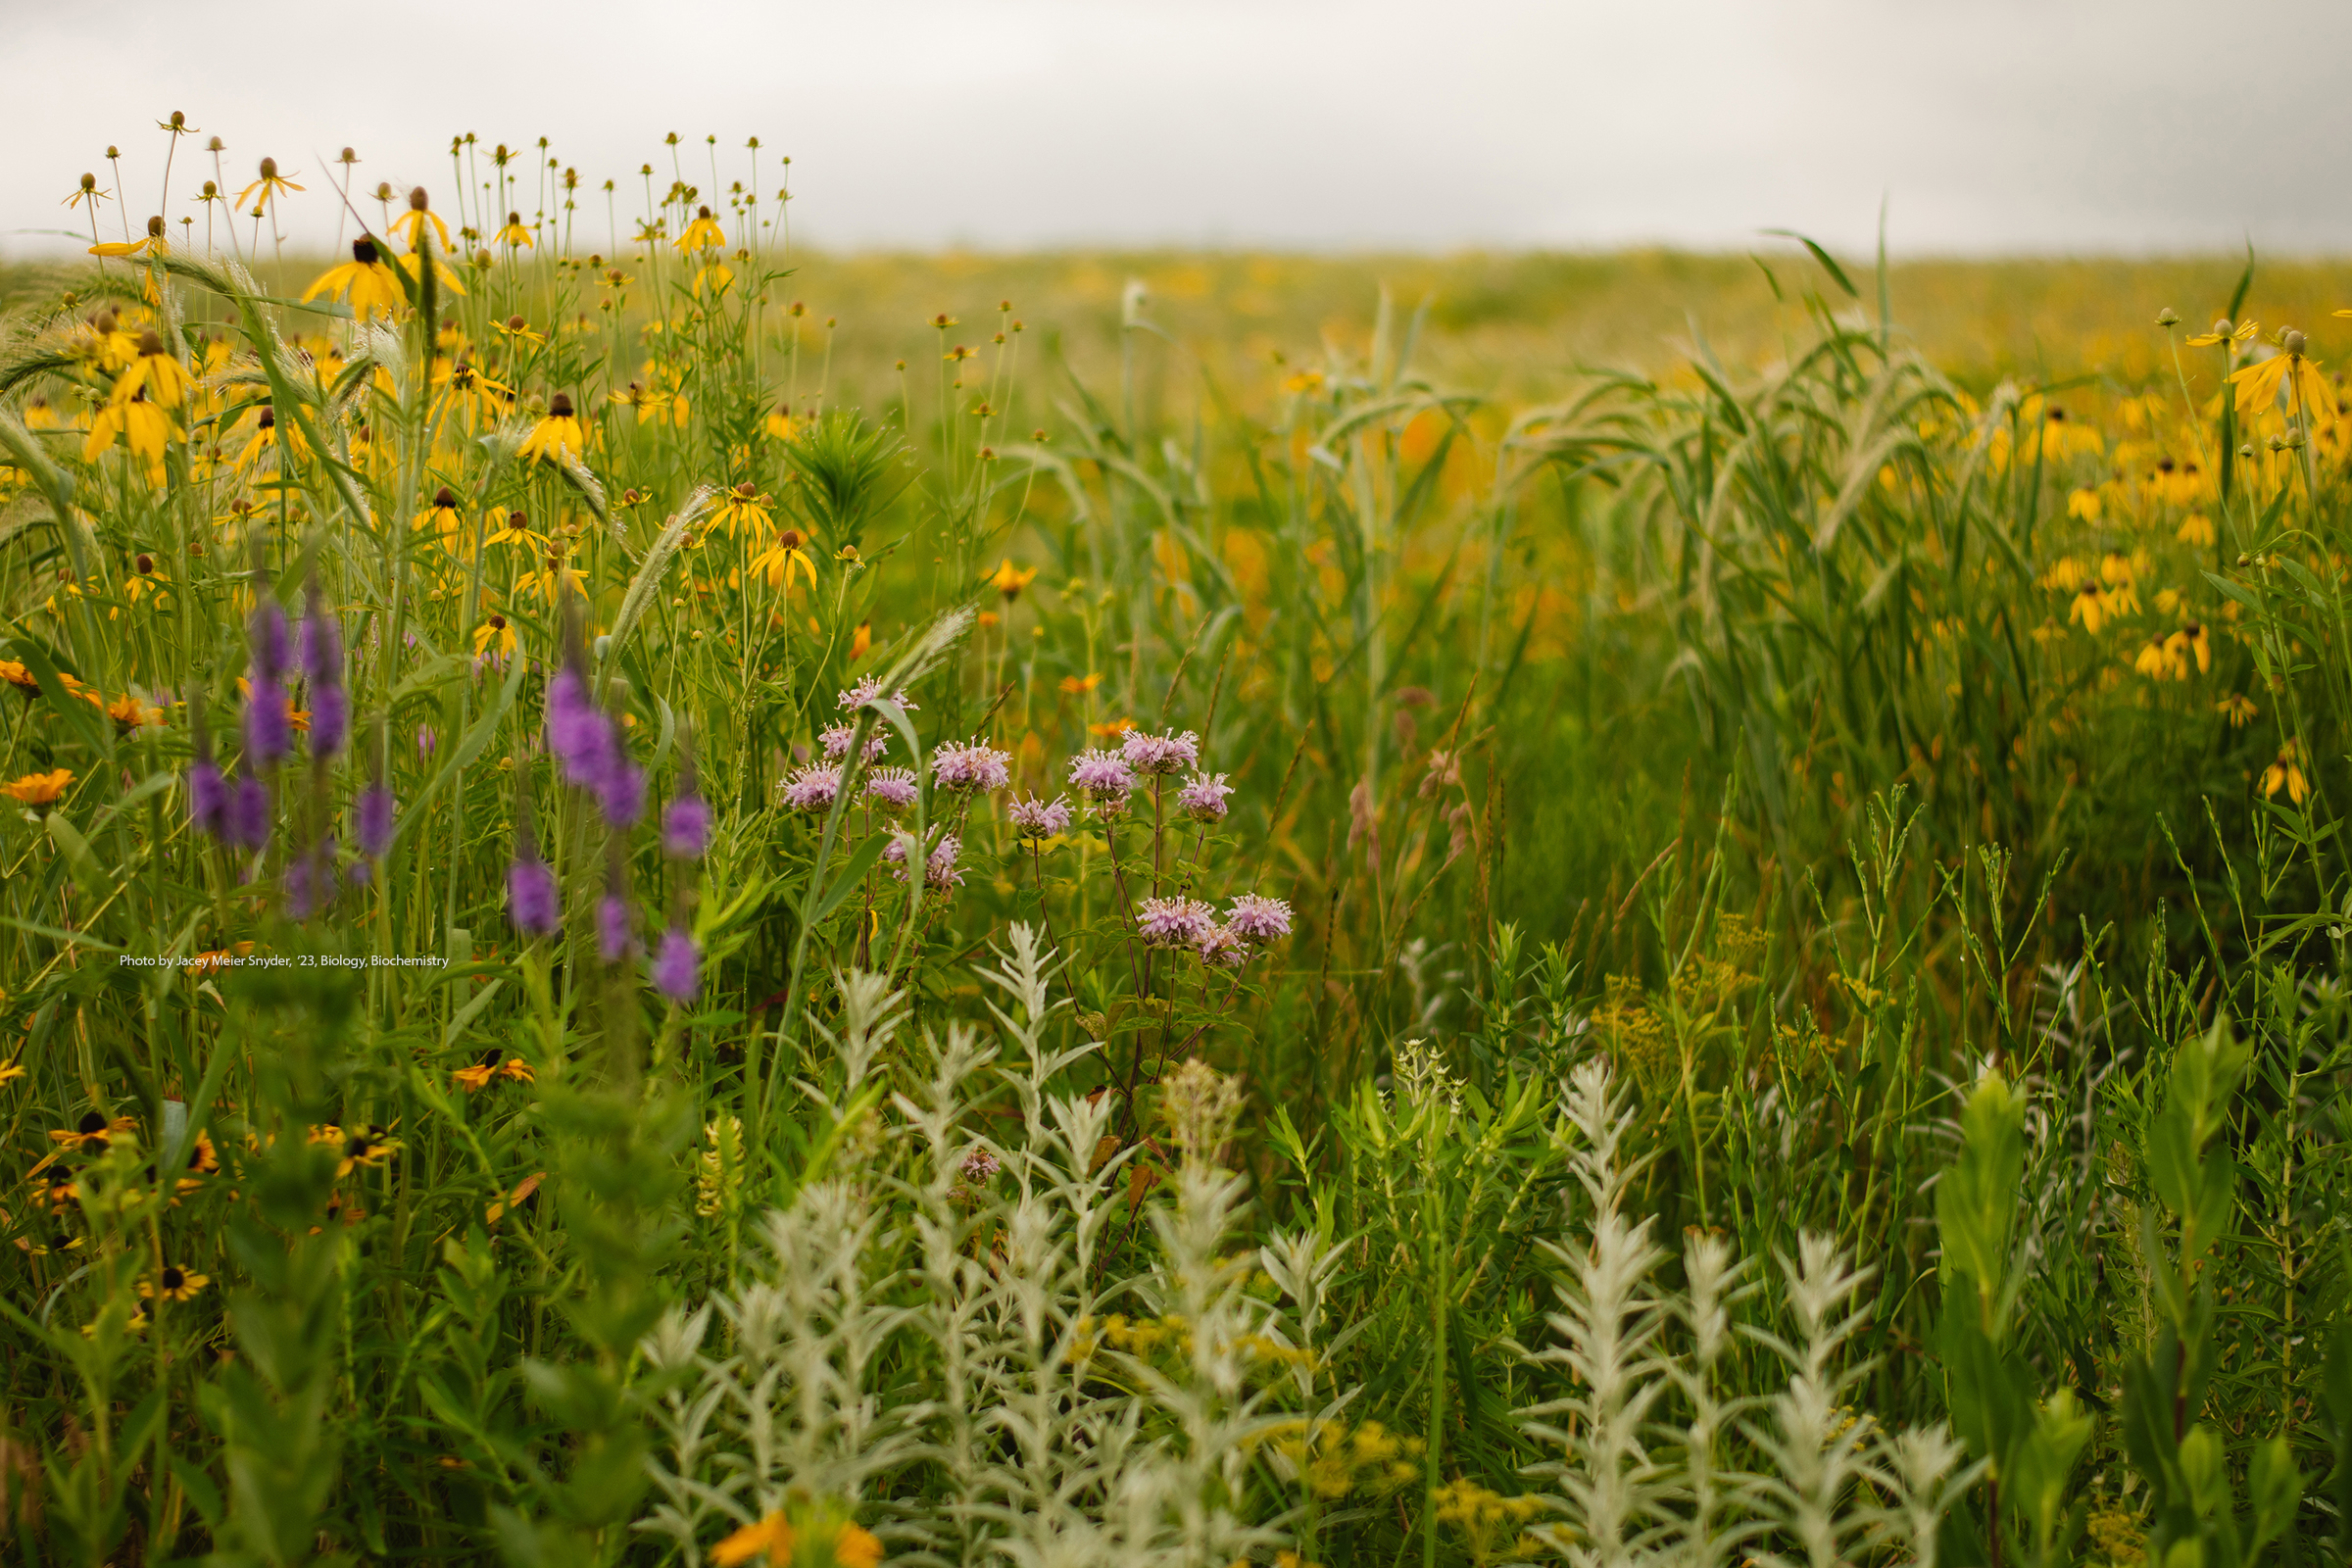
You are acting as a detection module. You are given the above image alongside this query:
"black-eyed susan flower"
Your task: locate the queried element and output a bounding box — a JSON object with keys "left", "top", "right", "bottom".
{"left": 985, "top": 558, "right": 1039, "bottom": 600}
{"left": 4, "top": 769, "right": 74, "bottom": 811}
{"left": 305, "top": 236, "right": 407, "bottom": 318}
{"left": 0, "top": 661, "right": 41, "bottom": 698}
{"left": 337, "top": 1126, "right": 401, "bottom": 1177}
{"left": 141, "top": 1265, "right": 210, "bottom": 1302}
{"left": 518, "top": 394, "right": 585, "bottom": 465}
{"left": 750, "top": 528, "right": 817, "bottom": 594}
{"left": 0, "top": 1059, "right": 24, "bottom": 1088}
{"left": 106, "top": 693, "right": 164, "bottom": 734}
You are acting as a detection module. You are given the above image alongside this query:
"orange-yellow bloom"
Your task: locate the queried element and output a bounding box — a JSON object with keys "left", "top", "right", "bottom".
{"left": 4, "top": 769, "right": 74, "bottom": 808}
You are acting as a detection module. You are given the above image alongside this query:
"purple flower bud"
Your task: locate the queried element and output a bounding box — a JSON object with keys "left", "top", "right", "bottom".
{"left": 933, "top": 740, "right": 1012, "bottom": 794}
{"left": 865, "top": 766, "right": 919, "bottom": 816}
{"left": 508, "top": 858, "right": 559, "bottom": 936}
{"left": 249, "top": 601, "right": 290, "bottom": 683}
{"left": 820, "top": 721, "right": 889, "bottom": 762}
{"left": 244, "top": 675, "right": 290, "bottom": 766}
{"left": 598, "top": 894, "right": 633, "bottom": 962}
{"left": 662, "top": 793, "right": 710, "bottom": 858}
{"left": 653, "top": 926, "right": 699, "bottom": 1001}
{"left": 1137, "top": 896, "right": 1216, "bottom": 948}
{"left": 416, "top": 722, "right": 437, "bottom": 759}
{"left": 189, "top": 760, "right": 229, "bottom": 839}
{"left": 1007, "top": 793, "right": 1074, "bottom": 840}
{"left": 1067, "top": 749, "right": 1135, "bottom": 806}
{"left": 230, "top": 772, "right": 270, "bottom": 851}
{"left": 1227, "top": 894, "right": 1294, "bottom": 942}
{"left": 357, "top": 784, "right": 394, "bottom": 858}
{"left": 1176, "top": 771, "right": 1233, "bottom": 823}
{"left": 780, "top": 763, "right": 842, "bottom": 813}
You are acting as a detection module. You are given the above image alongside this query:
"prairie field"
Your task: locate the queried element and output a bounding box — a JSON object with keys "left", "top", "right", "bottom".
{"left": 2, "top": 135, "right": 2351, "bottom": 1568}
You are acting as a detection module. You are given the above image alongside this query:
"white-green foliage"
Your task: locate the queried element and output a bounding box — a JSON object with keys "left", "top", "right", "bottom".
{"left": 638, "top": 924, "right": 1298, "bottom": 1567}
{"left": 1517, "top": 1060, "right": 1983, "bottom": 1568}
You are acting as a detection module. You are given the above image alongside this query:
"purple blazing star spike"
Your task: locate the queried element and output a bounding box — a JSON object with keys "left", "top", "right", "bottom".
{"left": 1120, "top": 728, "right": 1200, "bottom": 776}
{"left": 230, "top": 772, "right": 271, "bottom": 851}
{"left": 819, "top": 722, "right": 890, "bottom": 763}
{"left": 1136, "top": 896, "right": 1216, "bottom": 949}
{"left": 594, "top": 758, "right": 645, "bottom": 827}
{"left": 545, "top": 665, "right": 618, "bottom": 789}
{"left": 508, "top": 858, "right": 559, "bottom": 936}
{"left": 652, "top": 927, "right": 700, "bottom": 1001}
{"left": 1176, "top": 772, "right": 1233, "bottom": 823}
{"left": 1067, "top": 749, "right": 1135, "bottom": 803}
{"left": 310, "top": 682, "right": 348, "bottom": 759}
{"left": 1006, "top": 793, "right": 1073, "bottom": 840}
{"left": 244, "top": 676, "right": 291, "bottom": 766}
{"left": 189, "top": 760, "right": 230, "bottom": 840}
{"left": 779, "top": 763, "right": 843, "bottom": 813}
{"left": 598, "top": 894, "right": 633, "bottom": 962}
{"left": 248, "top": 601, "right": 290, "bottom": 683}
{"left": 298, "top": 600, "right": 341, "bottom": 685}
{"left": 283, "top": 837, "right": 338, "bottom": 918}
{"left": 357, "top": 784, "right": 395, "bottom": 859}
{"left": 1227, "top": 893, "right": 1294, "bottom": 942}
{"left": 865, "top": 766, "right": 919, "bottom": 816}
{"left": 662, "top": 793, "right": 711, "bottom": 858}
{"left": 932, "top": 740, "right": 1012, "bottom": 794}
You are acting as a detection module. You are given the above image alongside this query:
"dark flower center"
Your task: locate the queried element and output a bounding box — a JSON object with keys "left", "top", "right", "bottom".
{"left": 353, "top": 237, "right": 379, "bottom": 265}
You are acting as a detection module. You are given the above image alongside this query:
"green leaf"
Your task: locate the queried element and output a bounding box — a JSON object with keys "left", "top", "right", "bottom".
{"left": 813, "top": 835, "right": 892, "bottom": 923}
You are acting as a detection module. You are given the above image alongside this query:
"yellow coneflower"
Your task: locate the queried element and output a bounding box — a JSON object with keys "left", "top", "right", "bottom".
{"left": 141, "top": 1265, "right": 210, "bottom": 1303}
{"left": 2263, "top": 740, "right": 2311, "bottom": 805}
{"left": 750, "top": 528, "right": 817, "bottom": 594}
{"left": 985, "top": 559, "right": 1039, "bottom": 600}
{"left": 415, "top": 486, "right": 466, "bottom": 552}
{"left": 90, "top": 214, "right": 170, "bottom": 260}
{"left": 483, "top": 508, "right": 548, "bottom": 552}
{"left": 2217, "top": 693, "right": 2259, "bottom": 727}
{"left": 675, "top": 205, "right": 728, "bottom": 253}
{"left": 235, "top": 157, "right": 303, "bottom": 213}
{"left": 2231, "top": 329, "right": 2339, "bottom": 424}
{"left": 712, "top": 1514, "right": 794, "bottom": 1566}
{"left": 1059, "top": 671, "right": 1104, "bottom": 695}
{"left": 0, "top": 1060, "right": 24, "bottom": 1087}
{"left": 62, "top": 172, "right": 110, "bottom": 211}
{"left": 710, "top": 482, "right": 773, "bottom": 538}
{"left": 474, "top": 613, "right": 518, "bottom": 661}
{"left": 4, "top": 769, "right": 74, "bottom": 809}
{"left": 2133, "top": 637, "right": 2169, "bottom": 679}
{"left": 518, "top": 394, "right": 585, "bottom": 465}
{"left": 304, "top": 236, "right": 407, "bottom": 318}
{"left": 485, "top": 1170, "right": 544, "bottom": 1225}
{"left": 1088, "top": 717, "right": 1137, "bottom": 740}
{"left": 2187, "top": 318, "right": 2259, "bottom": 350}
{"left": 82, "top": 393, "right": 172, "bottom": 475}
{"left": 432, "top": 359, "right": 513, "bottom": 428}
{"left": 515, "top": 552, "right": 587, "bottom": 606}
{"left": 114, "top": 329, "right": 188, "bottom": 408}
{"left": 494, "top": 211, "right": 534, "bottom": 248}
{"left": 2178, "top": 513, "right": 2217, "bottom": 547}
{"left": 497, "top": 1058, "right": 535, "bottom": 1085}
{"left": 389, "top": 186, "right": 450, "bottom": 252}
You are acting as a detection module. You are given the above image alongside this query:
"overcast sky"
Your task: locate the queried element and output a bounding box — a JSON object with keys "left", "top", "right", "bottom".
{"left": 5, "top": 0, "right": 2348, "bottom": 257}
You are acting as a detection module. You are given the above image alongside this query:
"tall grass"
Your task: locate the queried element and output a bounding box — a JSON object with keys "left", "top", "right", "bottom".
{"left": 0, "top": 128, "right": 2349, "bottom": 1566}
